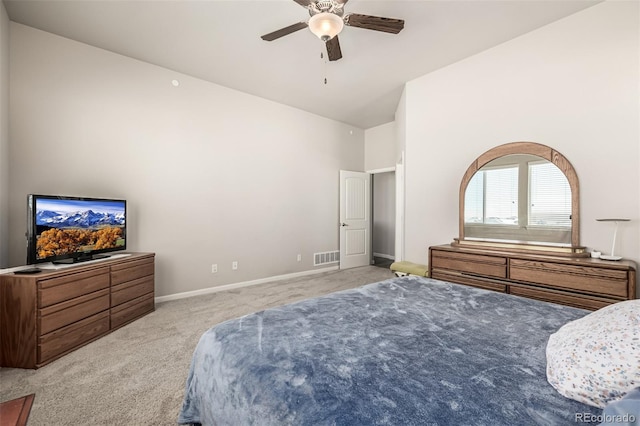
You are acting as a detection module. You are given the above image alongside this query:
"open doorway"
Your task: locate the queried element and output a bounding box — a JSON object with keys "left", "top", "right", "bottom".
{"left": 371, "top": 171, "right": 396, "bottom": 269}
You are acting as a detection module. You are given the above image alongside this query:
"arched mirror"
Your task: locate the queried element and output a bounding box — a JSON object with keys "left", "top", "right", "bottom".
{"left": 457, "top": 142, "right": 583, "bottom": 254}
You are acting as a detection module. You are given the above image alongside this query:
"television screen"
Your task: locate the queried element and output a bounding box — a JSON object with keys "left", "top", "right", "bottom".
{"left": 27, "top": 195, "right": 127, "bottom": 264}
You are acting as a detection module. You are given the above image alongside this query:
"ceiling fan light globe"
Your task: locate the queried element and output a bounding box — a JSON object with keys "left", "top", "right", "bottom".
{"left": 308, "top": 12, "right": 343, "bottom": 41}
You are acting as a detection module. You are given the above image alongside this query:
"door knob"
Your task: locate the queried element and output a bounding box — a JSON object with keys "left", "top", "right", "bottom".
{"left": 341, "top": 223, "right": 349, "bottom": 227}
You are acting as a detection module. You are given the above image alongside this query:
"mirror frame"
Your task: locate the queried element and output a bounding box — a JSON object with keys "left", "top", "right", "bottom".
{"left": 458, "top": 141, "right": 581, "bottom": 252}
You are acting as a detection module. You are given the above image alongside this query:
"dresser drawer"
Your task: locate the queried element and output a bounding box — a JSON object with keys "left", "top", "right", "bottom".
{"left": 509, "top": 259, "right": 629, "bottom": 298}
{"left": 509, "top": 285, "right": 612, "bottom": 310}
{"left": 39, "top": 311, "right": 110, "bottom": 363}
{"left": 431, "top": 250, "right": 507, "bottom": 278}
{"left": 39, "top": 289, "right": 110, "bottom": 335}
{"left": 39, "top": 268, "right": 110, "bottom": 308}
{"left": 111, "top": 276, "right": 154, "bottom": 307}
{"left": 431, "top": 270, "right": 507, "bottom": 293}
{"left": 111, "top": 258, "right": 154, "bottom": 286}
{"left": 110, "top": 293, "right": 154, "bottom": 329}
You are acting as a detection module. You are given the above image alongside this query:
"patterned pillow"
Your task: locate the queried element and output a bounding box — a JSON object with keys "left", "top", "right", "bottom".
{"left": 546, "top": 299, "right": 640, "bottom": 408}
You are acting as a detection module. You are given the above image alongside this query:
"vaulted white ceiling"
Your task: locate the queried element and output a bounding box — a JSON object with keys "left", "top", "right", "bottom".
{"left": 4, "top": 0, "right": 599, "bottom": 129}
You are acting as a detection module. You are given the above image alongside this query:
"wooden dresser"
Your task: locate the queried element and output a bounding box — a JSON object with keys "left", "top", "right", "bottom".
{"left": 429, "top": 245, "right": 636, "bottom": 310}
{"left": 0, "top": 252, "right": 155, "bottom": 369}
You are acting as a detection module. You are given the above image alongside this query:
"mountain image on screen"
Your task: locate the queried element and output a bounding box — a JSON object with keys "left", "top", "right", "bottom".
{"left": 36, "top": 209, "right": 125, "bottom": 228}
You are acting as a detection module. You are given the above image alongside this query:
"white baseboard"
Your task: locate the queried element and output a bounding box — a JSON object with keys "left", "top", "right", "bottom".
{"left": 155, "top": 265, "right": 339, "bottom": 303}
{"left": 373, "top": 253, "right": 395, "bottom": 260}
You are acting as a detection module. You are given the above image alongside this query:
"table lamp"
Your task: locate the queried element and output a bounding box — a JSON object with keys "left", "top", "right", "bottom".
{"left": 595, "top": 218, "right": 630, "bottom": 261}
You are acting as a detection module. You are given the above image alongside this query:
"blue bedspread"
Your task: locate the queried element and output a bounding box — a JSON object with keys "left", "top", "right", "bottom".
{"left": 178, "top": 276, "right": 601, "bottom": 425}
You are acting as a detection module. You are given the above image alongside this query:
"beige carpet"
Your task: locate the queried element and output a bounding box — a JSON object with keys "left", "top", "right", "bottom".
{"left": 0, "top": 265, "right": 393, "bottom": 425}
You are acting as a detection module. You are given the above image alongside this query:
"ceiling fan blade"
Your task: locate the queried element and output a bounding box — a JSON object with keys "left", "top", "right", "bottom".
{"left": 293, "top": 0, "right": 314, "bottom": 7}
{"left": 326, "top": 36, "right": 342, "bottom": 61}
{"left": 261, "top": 22, "right": 308, "bottom": 41}
{"left": 335, "top": 0, "right": 349, "bottom": 5}
{"left": 344, "top": 13, "right": 404, "bottom": 34}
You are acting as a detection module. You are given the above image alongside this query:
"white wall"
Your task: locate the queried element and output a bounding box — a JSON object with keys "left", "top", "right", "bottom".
{"left": 8, "top": 24, "right": 364, "bottom": 297}
{"left": 394, "top": 88, "right": 407, "bottom": 261}
{"left": 0, "top": 3, "right": 8, "bottom": 268}
{"left": 364, "top": 122, "right": 395, "bottom": 171}
{"left": 372, "top": 172, "right": 395, "bottom": 258}
{"left": 403, "top": 2, "right": 639, "bottom": 271}
{"left": 395, "top": 88, "right": 407, "bottom": 165}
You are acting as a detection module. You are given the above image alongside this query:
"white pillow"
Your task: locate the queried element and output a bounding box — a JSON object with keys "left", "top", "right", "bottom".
{"left": 546, "top": 299, "right": 640, "bottom": 408}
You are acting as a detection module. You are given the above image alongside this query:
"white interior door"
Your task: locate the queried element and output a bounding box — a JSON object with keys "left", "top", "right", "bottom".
{"left": 339, "top": 170, "right": 371, "bottom": 269}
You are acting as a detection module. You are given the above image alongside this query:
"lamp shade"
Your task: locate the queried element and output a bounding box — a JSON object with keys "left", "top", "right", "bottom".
{"left": 308, "top": 12, "right": 344, "bottom": 41}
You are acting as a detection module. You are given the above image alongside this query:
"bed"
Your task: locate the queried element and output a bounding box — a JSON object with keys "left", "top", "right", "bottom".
{"left": 178, "top": 276, "right": 614, "bottom": 425}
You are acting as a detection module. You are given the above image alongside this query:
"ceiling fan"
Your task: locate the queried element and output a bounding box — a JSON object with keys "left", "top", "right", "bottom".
{"left": 261, "top": 0, "right": 404, "bottom": 61}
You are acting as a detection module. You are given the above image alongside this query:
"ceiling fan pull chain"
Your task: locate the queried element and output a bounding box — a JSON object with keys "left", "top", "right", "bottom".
{"left": 320, "top": 51, "right": 328, "bottom": 85}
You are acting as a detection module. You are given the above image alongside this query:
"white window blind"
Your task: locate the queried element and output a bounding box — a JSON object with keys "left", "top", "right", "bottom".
{"left": 465, "top": 166, "right": 518, "bottom": 225}
{"left": 528, "top": 161, "right": 571, "bottom": 228}
{"left": 485, "top": 166, "right": 518, "bottom": 224}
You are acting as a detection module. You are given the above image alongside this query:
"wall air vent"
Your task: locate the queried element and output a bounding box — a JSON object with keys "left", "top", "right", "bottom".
{"left": 314, "top": 250, "right": 340, "bottom": 266}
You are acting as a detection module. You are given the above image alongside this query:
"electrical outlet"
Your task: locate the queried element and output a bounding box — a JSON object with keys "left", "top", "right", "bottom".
{"left": 297, "top": 254, "right": 301, "bottom": 262}
{"left": 211, "top": 264, "right": 218, "bottom": 273}
{"left": 232, "top": 261, "right": 238, "bottom": 270}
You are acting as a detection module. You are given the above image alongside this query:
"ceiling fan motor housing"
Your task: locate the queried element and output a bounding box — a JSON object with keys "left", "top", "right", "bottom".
{"left": 309, "top": 0, "right": 345, "bottom": 17}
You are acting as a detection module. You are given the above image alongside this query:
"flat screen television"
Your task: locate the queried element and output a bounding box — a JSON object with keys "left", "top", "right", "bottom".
{"left": 27, "top": 194, "right": 127, "bottom": 264}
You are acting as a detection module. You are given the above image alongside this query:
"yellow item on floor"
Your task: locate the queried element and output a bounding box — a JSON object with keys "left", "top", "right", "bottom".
{"left": 390, "top": 261, "right": 429, "bottom": 277}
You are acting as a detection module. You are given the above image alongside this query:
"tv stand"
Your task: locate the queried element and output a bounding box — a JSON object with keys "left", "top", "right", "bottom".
{"left": 52, "top": 253, "right": 111, "bottom": 265}
{"left": 0, "top": 252, "right": 155, "bottom": 368}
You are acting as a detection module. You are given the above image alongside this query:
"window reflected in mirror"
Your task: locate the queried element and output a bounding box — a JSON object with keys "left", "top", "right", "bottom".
{"left": 463, "top": 154, "right": 572, "bottom": 245}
